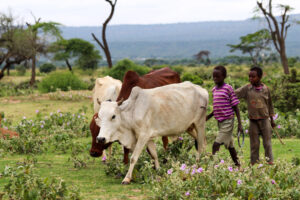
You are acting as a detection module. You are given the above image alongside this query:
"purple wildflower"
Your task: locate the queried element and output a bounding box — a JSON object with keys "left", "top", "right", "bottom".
{"left": 35, "top": 110, "right": 39, "bottom": 113}
{"left": 4, "top": 126, "right": 8, "bottom": 130}
{"left": 214, "top": 165, "right": 219, "bottom": 168}
{"left": 273, "top": 113, "right": 278, "bottom": 120}
{"left": 197, "top": 167, "right": 203, "bottom": 173}
{"left": 185, "top": 191, "right": 190, "bottom": 196}
{"left": 23, "top": 116, "right": 26, "bottom": 119}
{"left": 277, "top": 125, "right": 281, "bottom": 129}
{"left": 191, "top": 169, "right": 196, "bottom": 175}
{"left": 57, "top": 109, "right": 60, "bottom": 113}
{"left": 258, "top": 164, "right": 263, "bottom": 168}
{"left": 245, "top": 129, "right": 248, "bottom": 134}
{"left": 40, "top": 125, "right": 44, "bottom": 128}
{"left": 102, "top": 156, "right": 106, "bottom": 161}
{"left": 60, "top": 113, "right": 63, "bottom": 117}
{"left": 228, "top": 166, "right": 233, "bottom": 172}
{"left": 237, "top": 179, "right": 242, "bottom": 185}
{"left": 178, "top": 137, "right": 183, "bottom": 140}
{"left": 180, "top": 164, "right": 186, "bottom": 171}
{"left": 167, "top": 169, "right": 173, "bottom": 175}
{"left": 271, "top": 179, "right": 276, "bottom": 184}
{"left": 220, "top": 159, "right": 225, "bottom": 164}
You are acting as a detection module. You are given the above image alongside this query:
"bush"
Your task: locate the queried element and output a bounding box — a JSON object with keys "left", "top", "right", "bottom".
{"left": 0, "top": 82, "right": 35, "bottom": 97}
{"left": 38, "top": 72, "right": 87, "bottom": 93}
{"left": 39, "top": 63, "right": 56, "bottom": 73}
{"left": 181, "top": 72, "right": 203, "bottom": 85}
{"left": 1, "top": 158, "right": 81, "bottom": 200}
{"left": 107, "top": 59, "right": 151, "bottom": 80}
{"left": 15, "top": 65, "right": 26, "bottom": 76}
{"left": 271, "top": 69, "right": 300, "bottom": 113}
{"left": 0, "top": 107, "right": 90, "bottom": 154}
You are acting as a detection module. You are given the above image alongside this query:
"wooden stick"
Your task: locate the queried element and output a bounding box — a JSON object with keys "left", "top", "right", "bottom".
{"left": 273, "top": 127, "right": 285, "bottom": 145}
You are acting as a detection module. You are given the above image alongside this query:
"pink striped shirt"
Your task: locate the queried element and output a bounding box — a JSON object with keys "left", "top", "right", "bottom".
{"left": 212, "top": 83, "right": 239, "bottom": 122}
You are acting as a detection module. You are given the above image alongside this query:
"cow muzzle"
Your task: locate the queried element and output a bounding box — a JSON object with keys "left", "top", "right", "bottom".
{"left": 96, "top": 137, "right": 106, "bottom": 144}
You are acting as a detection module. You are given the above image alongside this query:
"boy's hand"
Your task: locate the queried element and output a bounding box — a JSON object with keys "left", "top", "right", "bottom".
{"left": 270, "top": 118, "right": 276, "bottom": 128}
{"left": 238, "top": 122, "right": 243, "bottom": 133}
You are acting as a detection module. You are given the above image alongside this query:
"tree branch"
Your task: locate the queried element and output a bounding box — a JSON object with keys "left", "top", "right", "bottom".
{"left": 91, "top": 33, "right": 105, "bottom": 50}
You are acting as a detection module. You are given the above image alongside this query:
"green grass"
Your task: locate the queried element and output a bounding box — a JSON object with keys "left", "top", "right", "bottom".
{"left": 0, "top": 91, "right": 299, "bottom": 199}
{"left": 0, "top": 147, "right": 145, "bottom": 200}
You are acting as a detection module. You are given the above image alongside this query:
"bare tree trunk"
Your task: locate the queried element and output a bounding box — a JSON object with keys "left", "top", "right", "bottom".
{"left": 30, "top": 55, "right": 36, "bottom": 85}
{"left": 257, "top": 0, "right": 291, "bottom": 74}
{"left": 92, "top": 0, "right": 117, "bottom": 68}
{"left": 65, "top": 59, "right": 72, "bottom": 71}
{"left": 280, "top": 49, "right": 289, "bottom": 74}
{"left": 7, "top": 67, "right": 10, "bottom": 76}
{"left": 0, "top": 63, "right": 9, "bottom": 80}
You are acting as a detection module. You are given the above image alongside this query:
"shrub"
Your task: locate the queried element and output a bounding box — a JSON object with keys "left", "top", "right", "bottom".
{"left": 181, "top": 72, "right": 203, "bottom": 85}
{"left": 0, "top": 107, "right": 90, "bottom": 154}
{"left": 39, "top": 63, "right": 56, "bottom": 73}
{"left": 38, "top": 72, "right": 87, "bottom": 93}
{"left": 271, "top": 69, "right": 300, "bottom": 113}
{"left": 0, "top": 82, "right": 35, "bottom": 97}
{"left": 15, "top": 65, "right": 26, "bottom": 76}
{"left": 107, "top": 59, "right": 150, "bottom": 80}
{"left": 1, "top": 158, "right": 81, "bottom": 200}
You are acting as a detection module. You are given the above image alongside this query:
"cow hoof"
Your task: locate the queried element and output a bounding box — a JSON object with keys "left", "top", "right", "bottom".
{"left": 121, "top": 181, "right": 130, "bottom": 185}
{"left": 122, "top": 177, "right": 131, "bottom": 185}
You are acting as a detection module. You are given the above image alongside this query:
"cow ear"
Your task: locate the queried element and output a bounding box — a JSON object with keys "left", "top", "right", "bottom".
{"left": 117, "top": 98, "right": 124, "bottom": 106}
{"left": 97, "top": 98, "right": 101, "bottom": 105}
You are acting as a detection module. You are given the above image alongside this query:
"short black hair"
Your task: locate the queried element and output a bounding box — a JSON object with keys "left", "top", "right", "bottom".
{"left": 214, "top": 65, "right": 227, "bottom": 78}
{"left": 250, "top": 66, "right": 263, "bottom": 78}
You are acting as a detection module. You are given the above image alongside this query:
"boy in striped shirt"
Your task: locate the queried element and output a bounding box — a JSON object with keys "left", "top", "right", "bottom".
{"left": 207, "top": 66, "right": 242, "bottom": 167}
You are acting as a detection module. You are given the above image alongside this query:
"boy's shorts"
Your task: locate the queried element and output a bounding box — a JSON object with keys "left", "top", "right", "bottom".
{"left": 215, "top": 118, "right": 234, "bottom": 148}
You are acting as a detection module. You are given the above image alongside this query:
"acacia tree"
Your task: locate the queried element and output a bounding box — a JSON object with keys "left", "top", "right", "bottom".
{"left": 228, "top": 29, "right": 271, "bottom": 66}
{"left": 26, "top": 18, "right": 61, "bottom": 85}
{"left": 92, "top": 0, "right": 117, "bottom": 68}
{"left": 194, "top": 50, "right": 211, "bottom": 66}
{"left": 50, "top": 38, "right": 102, "bottom": 71}
{"left": 256, "top": 0, "right": 293, "bottom": 74}
{"left": 0, "top": 12, "right": 32, "bottom": 79}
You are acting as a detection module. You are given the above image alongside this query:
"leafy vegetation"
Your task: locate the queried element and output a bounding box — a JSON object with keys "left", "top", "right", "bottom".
{"left": 38, "top": 72, "right": 88, "bottom": 93}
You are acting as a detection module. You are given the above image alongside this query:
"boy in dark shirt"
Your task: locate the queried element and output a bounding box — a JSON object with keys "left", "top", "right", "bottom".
{"left": 235, "top": 67, "right": 275, "bottom": 165}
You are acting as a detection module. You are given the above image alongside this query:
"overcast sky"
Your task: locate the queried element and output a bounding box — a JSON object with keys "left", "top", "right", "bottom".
{"left": 1, "top": 0, "right": 300, "bottom": 26}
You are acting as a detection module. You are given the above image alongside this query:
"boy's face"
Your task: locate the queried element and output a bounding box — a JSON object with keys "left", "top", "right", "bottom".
{"left": 249, "top": 70, "right": 261, "bottom": 85}
{"left": 213, "top": 70, "right": 225, "bottom": 85}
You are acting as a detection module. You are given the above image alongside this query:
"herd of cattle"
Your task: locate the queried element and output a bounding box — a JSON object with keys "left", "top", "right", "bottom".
{"left": 89, "top": 67, "right": 209, "bottom": 184}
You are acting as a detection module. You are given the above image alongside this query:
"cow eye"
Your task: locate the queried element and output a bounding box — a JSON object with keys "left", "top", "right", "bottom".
{"left": 111, "top": 115, "right": 116, "bottom": 120}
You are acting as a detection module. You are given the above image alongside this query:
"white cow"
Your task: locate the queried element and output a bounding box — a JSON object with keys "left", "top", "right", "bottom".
{"left": 92, "top": 76, "right": 122, "bottom": 113}
{"left": 96, "top": 81, "right": 208, "bottom": 184}
{"left": 92, "top": 76, "right": 122, "bottom": 159}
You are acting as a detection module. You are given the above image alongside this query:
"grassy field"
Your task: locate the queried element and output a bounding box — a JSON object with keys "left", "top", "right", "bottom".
{"left": 1, "top": 93, "right": 299, "bottom": 199}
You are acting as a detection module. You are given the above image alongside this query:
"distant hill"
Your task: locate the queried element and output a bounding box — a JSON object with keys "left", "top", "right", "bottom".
{"left": 60, "top": 14, "right": 300, "bottom": 59}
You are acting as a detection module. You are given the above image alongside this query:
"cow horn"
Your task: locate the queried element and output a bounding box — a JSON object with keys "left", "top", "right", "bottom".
{"left": 117, "top": 98, "right": 124, "bottom": 106}
{"left": 97, "top": 98, "right": 101, "bottom": 105}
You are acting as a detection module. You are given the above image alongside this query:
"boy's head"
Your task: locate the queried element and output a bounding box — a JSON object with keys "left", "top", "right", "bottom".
{"left": 213, "top": 65, "right": 226, "bottom": 85}
{"left": 249, "top": 66, "right": 263, "bottom": 86}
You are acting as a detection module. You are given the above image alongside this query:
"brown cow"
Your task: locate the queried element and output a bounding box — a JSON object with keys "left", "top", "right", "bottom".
{"left": 89, "top": 67, "right": 181, "bottom": 163}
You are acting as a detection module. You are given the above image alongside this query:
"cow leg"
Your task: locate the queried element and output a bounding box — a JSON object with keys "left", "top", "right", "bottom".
{"left": 195, "top": 116, "right": 206, "bottom": 160}
{"left": 123, "top": 147, "right": 130, "bottom": 164}
{"left": 122, "top": 137, "right": 149, "bottom": 184}
{"left": 162, "top": 136, "right": 169, "bottom": 150}
{"left": 147, "top": 140, "right": 160, "bottom": 170}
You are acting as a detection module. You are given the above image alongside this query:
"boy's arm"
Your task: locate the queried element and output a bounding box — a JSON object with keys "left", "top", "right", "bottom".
{"left": 233, "top": 105, "right": 243, "bottom": 133}
{"left": 235, "top": 85, "right": 247, "bottom": 99}
{"left": 206, "top": 111, "right": 214, "bottom": 121}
